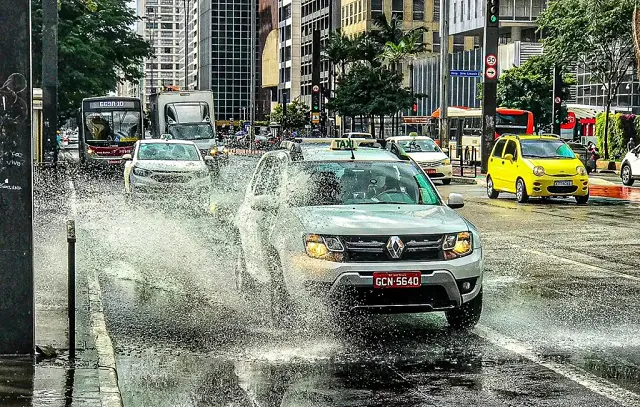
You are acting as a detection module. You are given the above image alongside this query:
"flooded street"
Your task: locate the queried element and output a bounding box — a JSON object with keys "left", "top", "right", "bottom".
{"left": 34, "top": 157, "right": 640, "bottom": 407}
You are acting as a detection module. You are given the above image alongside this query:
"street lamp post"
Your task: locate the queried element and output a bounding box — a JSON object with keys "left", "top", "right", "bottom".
{"left": 183, "top": 0, "right": 189, "bottom": 89}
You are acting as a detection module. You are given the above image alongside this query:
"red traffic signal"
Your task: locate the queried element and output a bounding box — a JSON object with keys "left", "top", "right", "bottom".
{"left": 412, "top": 103, "right": 418, "bottom": 112}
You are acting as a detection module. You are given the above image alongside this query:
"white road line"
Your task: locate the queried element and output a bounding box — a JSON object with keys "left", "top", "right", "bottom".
{"left": 515, "top": 245, "right": 640, "bottom": 283}
{"left": 475, "top": 324, "right": 640, "bottom": 407}
{"left": 69, "top": 179, "right": 123, "bottom": 407}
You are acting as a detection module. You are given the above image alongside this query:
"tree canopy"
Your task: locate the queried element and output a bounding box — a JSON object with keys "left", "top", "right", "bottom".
{"left": 495, "top": 56, "right": 575, "bottom": 132}
{"left": 268, "top": 99, "right": 311, "bottom": 130}
{"left": 32, "top": 0, "right": 152, "bottom": 120}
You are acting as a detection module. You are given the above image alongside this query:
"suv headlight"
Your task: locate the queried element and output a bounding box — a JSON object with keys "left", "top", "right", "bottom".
{"left": 533, "top": 166, "right": 545, "bottom": 177}
{"left": 305, "top": 234, "right": 344, "bottom": 262}
{"left": 133, "top": 167, "right": 152, "bottom": 177}
{"left": 443, "top": 232, "right": 473, "bottom": 260}
{"left": 577, "top": 166, "right": 587, "bottom": 176}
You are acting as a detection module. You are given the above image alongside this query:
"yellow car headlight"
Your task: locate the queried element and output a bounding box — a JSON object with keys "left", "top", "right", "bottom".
{"left": 443, "top": 232, "right": 473, "bottom": 260}
{"left": 305, "top": 234, "right": 344, "bottom": 261}
{"left": 577, "top": 166, "right": 587, "bottom": 176}
{"left": 533, "top": 166, "right": 545, "bottom": 177}
{"left": 443, "top": 158, "right": 451, "bottom": 165}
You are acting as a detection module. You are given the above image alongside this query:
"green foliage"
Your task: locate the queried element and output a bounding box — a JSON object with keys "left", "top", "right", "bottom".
{"left": 538, "top": 0, "right": 635, "bottom": 106}
{"left": 595, "top": 113, "right": 636, "bottom": 160}
{"left": 268, "top": 99, "right": 311, "bottom": 130}
{"left": 495, "top": 56, "right": 575, "bottom": 131}
{"left": 32, "top": 0, "right": 153, "bottom": 120}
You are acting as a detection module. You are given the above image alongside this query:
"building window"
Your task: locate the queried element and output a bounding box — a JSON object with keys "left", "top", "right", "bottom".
{"left": 164, "top": 47, "right": 171, "bottom": 54}
{"left": 160, "top": 23, "right": 173, "bottom": 29}
{"left": 453, "top": 2, "right": 457, "bottom": 23}
{"left": 392, "top": 0, "right": 403, "bottom": 20}
{"left": 461, "top": 1, "right": 464, "bottom": 22}
{"left": 433, "top": 0, "right": 439, "bottom": 22}
{"left": 160, "top": 63, "right": 173, "bottom": 70}
{"left": 371, "top": 0, "right": 383, "bottom": 19}
{"left": 413, "top": 0, "right": 424, "bottom": 20}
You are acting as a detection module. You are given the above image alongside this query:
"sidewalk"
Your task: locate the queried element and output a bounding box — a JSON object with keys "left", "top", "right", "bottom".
{"left": 0, "top": 171, "right": 120, "bottom": 406}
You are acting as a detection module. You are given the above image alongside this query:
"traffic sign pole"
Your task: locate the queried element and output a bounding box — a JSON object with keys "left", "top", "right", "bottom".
{"left": 481, "top": 0, "right": 500, "bottom": 174}
{"left": 552, "top": 66, "right": 563, "bottom": 135}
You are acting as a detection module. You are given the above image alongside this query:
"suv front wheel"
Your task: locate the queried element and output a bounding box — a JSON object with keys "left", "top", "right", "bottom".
{"left": 446, "top": 289, "right": 482, "bottom": 329}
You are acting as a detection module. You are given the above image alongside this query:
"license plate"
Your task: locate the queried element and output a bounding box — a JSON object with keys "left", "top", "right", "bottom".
{"left": 108, "top": 160, "right": 121, "bottom": 164}
{"left": 554, "top": 180, "right": 573, "bottom": 186}
{"left": 425, "top": 169, "right": 436, "bottom": 174}
{"left": 373, "top": 272, "right": 421, "bottom": 289}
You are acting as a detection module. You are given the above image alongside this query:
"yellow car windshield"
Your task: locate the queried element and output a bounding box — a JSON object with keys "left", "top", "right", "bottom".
{"left": 520, "top": 139, "right": 575, "bottom": 159}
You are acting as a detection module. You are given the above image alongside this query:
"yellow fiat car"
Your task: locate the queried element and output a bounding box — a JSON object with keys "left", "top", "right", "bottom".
{"left": 486, "top": 135, "right": 589, "bottom": 204}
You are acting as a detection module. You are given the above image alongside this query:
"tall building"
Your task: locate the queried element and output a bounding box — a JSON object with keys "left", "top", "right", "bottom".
{"left": 178, "top": 0, "right": 199, "bottom": 90}
{"left": 277, "top": 0, "right": 302, "bottom": 105}
{"left": 138, "top": 0, "right": 186, "bottom": 109}
{"left": 198, "top": 0, "right": 253, "bottom": 123}
{"left": 258, "top": 0, "right": 279, "bottom": 117}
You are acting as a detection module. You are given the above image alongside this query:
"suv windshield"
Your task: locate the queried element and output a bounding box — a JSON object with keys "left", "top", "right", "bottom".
{"left": 137, "top": 143, "right": 201, "bottom": 161}
{"left": 520, "top": 139, "right": 576, "bottom": 159}
{"left": 398, "top": 139, "right": 441, "bottom": 153}
{"left": 286, "top": 161, "right": 441, "bottom": 206}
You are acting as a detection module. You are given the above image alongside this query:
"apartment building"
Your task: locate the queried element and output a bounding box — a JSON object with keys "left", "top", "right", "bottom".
{"left": 278, "top": 0, "right": 303, "bottom": 105}
{"left": 138, "top": 0, "right": 185, "bottom": 109}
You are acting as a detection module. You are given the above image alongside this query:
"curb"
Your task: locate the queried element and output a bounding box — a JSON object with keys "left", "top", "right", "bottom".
{"left": 88, "top": 271, "right": 123, "bottom": 407}
{"left": 452, "top": 176, "right": 487, "bottom": 186}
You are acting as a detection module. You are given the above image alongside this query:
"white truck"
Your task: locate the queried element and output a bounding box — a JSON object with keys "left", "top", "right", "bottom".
{"left": 149, "top": 90, "right": 218, "bottom": 154}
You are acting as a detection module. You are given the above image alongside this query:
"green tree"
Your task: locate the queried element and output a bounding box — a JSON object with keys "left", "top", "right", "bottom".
{"left": 538, "top": 0, "right": 636, "bottom": 158}
{"left": 494, "top": 56, "right": 575, "bottom": 132}
{"left": 32, "top": 0, "right": 152, "bottom": 120}
{"left": 324, "top": 30, "right": 358, "bottom": 78}
{"left": 268, "top": 99, "right": 311, "bottom": 130}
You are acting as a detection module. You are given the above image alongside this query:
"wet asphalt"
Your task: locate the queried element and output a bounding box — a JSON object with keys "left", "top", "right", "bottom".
{"left": 63, "top": 157, "right": 640, "bottom": 407}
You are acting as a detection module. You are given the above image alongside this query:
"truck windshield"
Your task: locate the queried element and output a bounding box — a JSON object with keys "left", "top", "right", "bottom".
{"left": 167, "top": 123, "right": 214, "bottom": 140}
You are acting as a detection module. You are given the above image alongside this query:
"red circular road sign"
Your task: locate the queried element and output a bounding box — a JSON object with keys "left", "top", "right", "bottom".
{"left": 486, "top": 54, "right": 497, "bottom": 67}
{"left": 486, "top": 67, "right": 497, "bottom": 79}
{"left": 312, "top": 85, "right": 320, "bottom": 92}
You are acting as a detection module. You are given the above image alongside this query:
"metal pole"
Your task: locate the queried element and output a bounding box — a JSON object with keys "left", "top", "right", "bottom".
{"left": 249, "top": 0, "right": 257, "bottom": 143}
{"left": 439, "top": 0, "right": 450, "bottom": 149}
{"left": 184, "top": 0, "right": 188, "bottom": 89}
{"left": 481, "top": 0, "right": 500, "bottom": 173}
{"left": 66, "top": 220, "right": 76, "bottom": 359}
{"left": 42, "top": 0, "right": 58, "bottom": 168}
{"left": 0, "top": 0, "right": 34, "bottom": 354}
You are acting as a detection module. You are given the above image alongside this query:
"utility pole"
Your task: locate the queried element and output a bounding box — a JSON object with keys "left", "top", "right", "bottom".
{"left": 183, "top": 0, "right": 189, "bottom": 90}
{"left": 42, "top": 0, "right": 58, "bottom": 168}
{"left": 439, "top": 0, "right": 450, "bottom": 148}
{"left": 250, "top": 0, "right": 257, "bottom": 129}
{"left": 311, "top": 30, "right": 321, "bottom": 131}
{"left": 0, "top": 0, "right": 35, "bottom": 354}
{"left": 481, "top": 0, "right": 500, "bottom": 173}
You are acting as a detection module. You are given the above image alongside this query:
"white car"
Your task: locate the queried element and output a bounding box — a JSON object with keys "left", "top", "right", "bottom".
{"left": 386, "top": 136, "right": 453, "bottom": 185}
{"left": 621, "top": 145, "right": 640, "bottom": 186}
{"left": 235, "top": 138, "right": 483, "bottom": 329}
{"left": 123, "top": 139, "right": 212, "bottom": 195}
{"left": 344, "top": 132, "right": 374, "bottom": 139}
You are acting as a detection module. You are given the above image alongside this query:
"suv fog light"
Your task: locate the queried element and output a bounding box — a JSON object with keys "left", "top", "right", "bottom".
{"left": 457, "top": 278, "right": 477, "bottom": 294}
{"left": 462, "top": 282, "right": 471, "bottom": 291}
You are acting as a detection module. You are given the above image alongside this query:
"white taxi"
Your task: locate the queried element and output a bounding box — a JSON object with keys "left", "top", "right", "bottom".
{"left": 123, "top": 139, "right": 212, "bottom": 195}
{"left": 386, "top": 135, "right": 453, "bottom": 184}
{"left": 234, "top": 138, "right": 484, "bottom": 329}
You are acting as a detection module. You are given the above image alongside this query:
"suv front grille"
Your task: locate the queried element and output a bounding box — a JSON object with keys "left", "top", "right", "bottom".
{"left": 342, "top": 235, "right": 443, "bottom": 262}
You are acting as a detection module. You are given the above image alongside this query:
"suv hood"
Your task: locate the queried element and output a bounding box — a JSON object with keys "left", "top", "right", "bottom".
{"left": 407, "top": 151, "right": 448, "bottom": 163}
{"left": 291, "top": 205, "right": 469, "bottom": 236}
{"left": 135, "top": 160, "right": 206, "bottom": 172}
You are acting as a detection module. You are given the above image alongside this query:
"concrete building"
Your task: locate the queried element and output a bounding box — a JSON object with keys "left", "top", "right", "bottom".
{"left": 138, "top": 0, "right": 186, "bottom": 109}
{"left": 449, "top": 0, "right": 546, "bottom": 43}
{"left": 278, "top": 0, "right": 303, "bottom": 105}
{"left": 177, "top": 0, "right": 199, "bottom": 90}
{"left": 198, "top": 0, "right": 253, "bottom": 122}
{"left": 258, "top": 0, "right": 280, "bottom": 116}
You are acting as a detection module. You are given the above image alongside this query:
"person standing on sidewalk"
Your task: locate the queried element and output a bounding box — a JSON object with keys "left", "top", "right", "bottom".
{"left": 627, "top": 137, "right": 636, "bottom": 152}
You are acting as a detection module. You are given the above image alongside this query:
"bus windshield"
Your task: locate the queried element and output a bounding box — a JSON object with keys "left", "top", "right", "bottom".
{"left": 84, "top": 110, "right": 142, "bottom": 144}
{"left": 496, "top": 113, "right": 529, "bottom": 128}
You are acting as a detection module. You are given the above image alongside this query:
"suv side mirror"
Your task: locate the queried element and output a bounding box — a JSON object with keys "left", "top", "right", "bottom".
{"left": 122, "top": 154, "right": 132, "bottom": 161}
{"left": 447, "top": 193, "right": 464, "bottom": 209}
{"left": 251, "top": 195, "right": 278, "bottom": 212}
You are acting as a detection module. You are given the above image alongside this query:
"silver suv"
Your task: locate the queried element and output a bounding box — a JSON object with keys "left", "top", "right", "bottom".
{"left": 234, "top": 139, "right": 484, "bottom": 328}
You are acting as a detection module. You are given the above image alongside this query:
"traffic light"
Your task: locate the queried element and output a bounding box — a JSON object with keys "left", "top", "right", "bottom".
{"left": 412, "top": 103, "right": 418, "bottom": 113}
{"left": 487, "top": 0, "right": 499, "bottom": 27}
{"left": 312, "top": 84, "right": 321, "bottom": 113}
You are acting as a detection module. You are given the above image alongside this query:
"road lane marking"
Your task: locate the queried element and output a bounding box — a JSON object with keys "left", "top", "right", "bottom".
{"left": 515, "top": 245, "right": 640, "bottom": 283}
{"left": 69, "top": 179, "right": 124, "bottom": 407}
{"left": 475, "top": 324, "right": 640, "bottom": 407}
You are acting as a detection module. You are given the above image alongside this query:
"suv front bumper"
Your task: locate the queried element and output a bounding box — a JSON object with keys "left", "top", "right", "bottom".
{"left": 283, "top": 248, "right": 483, "bottom": 312}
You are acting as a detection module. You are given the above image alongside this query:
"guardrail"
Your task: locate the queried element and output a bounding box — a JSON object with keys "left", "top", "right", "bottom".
{"left": 452, "top": 146, "right": 479, "bottom": 178}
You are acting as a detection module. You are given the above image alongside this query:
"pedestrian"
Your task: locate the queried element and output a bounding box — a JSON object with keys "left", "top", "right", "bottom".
{"left": 627, "top": 137, "right": 636, "bottom": 152}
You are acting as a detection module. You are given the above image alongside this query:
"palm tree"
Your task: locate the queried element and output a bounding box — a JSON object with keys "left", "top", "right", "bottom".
{"left": 371, "top": 14, "right": 404, "bottom": 45}
{"left": 323, "top": 30, "right": 355, "bottom": 78}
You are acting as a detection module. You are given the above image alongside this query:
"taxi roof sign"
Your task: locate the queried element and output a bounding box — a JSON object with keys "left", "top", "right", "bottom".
{"left": 330, "top": 138, "right": 357, "bottom": 150}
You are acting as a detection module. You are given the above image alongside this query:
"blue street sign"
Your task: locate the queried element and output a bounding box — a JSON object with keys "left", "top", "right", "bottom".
{"left": 450, "top": 70, "right": 481, "bottom": 77}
